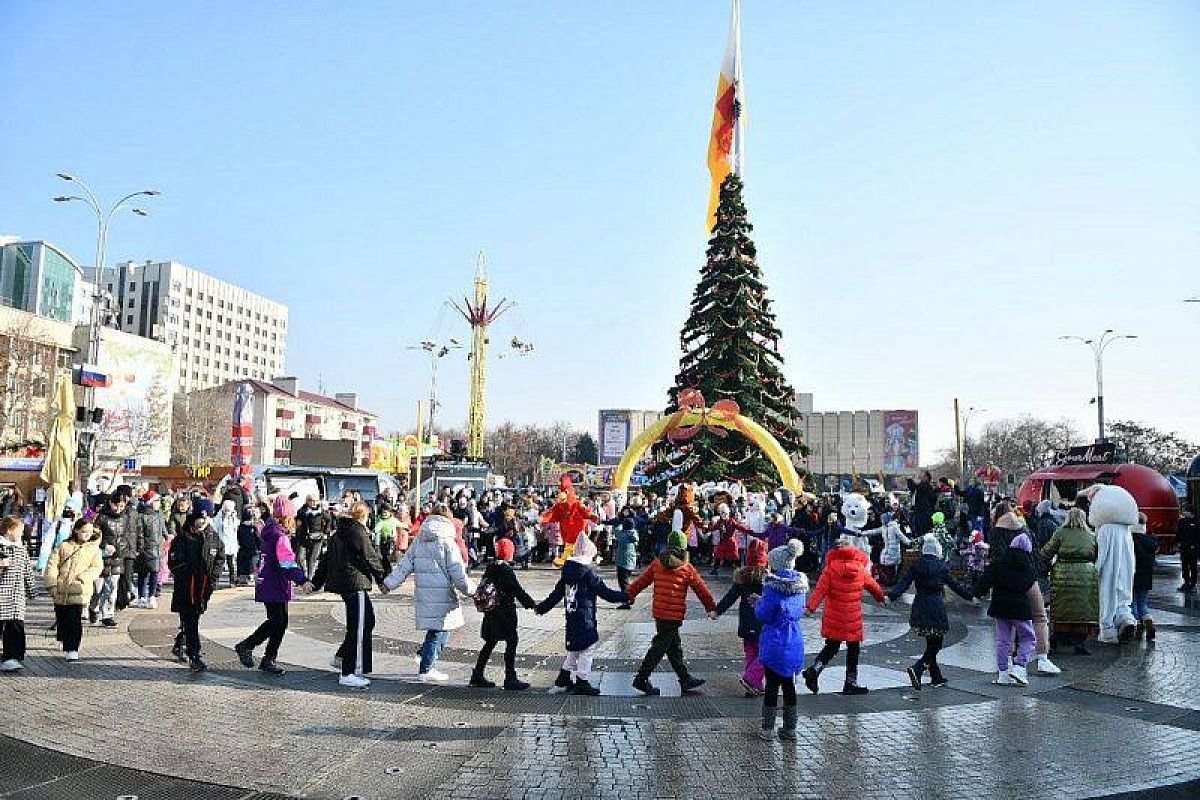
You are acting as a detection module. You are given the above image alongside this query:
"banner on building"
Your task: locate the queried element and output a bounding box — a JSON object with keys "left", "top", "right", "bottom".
{"left": 882, "top": 410, "right": 919, "bottom": 473}
{"left": 598, "top": 410, "right": 632, "bottom": 466}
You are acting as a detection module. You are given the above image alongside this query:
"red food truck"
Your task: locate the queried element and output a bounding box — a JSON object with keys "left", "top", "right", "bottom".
{"left": 1018, "top": 444, "right": 1181, "bottom": 552}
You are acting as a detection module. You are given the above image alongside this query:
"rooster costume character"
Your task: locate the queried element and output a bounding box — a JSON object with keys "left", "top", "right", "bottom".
{"left": 542, "top": 476, "right": 599, "bottom": 566}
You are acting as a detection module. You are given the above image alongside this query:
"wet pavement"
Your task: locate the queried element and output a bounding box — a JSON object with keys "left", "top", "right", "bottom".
{"left": 2, "top": 557, "right": 1198, "bottom": 799}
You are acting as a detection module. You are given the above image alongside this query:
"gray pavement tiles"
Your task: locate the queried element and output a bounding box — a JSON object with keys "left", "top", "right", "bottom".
{"left": 4, "top": 560, "right": 1199, "bottom": 799}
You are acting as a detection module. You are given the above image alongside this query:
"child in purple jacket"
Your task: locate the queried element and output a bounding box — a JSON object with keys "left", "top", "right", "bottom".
{"left": 235, "top": 497, "right": 310, "bottom": 675}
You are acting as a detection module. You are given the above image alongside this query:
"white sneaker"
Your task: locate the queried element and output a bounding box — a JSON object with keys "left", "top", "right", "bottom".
{"left": 1035, "top": 656, "right": 1061, "bottom": 675}
{"left": 419, "top": 669, "right": 450, "bottom": 682}
{"left": 338, "top": 674, "right": 370, "bottom": 689}
{"left": 148, "top": 597, "right": 158, "bottom": 609}
{"left": 0, "top": 659, "right": 23, "bottom": 672}
{"left": 65, "top": 651, "right": 80, "bottom": 662}
{"left": 992, "top": 669, "right": 1018, "bottom": 685}
{"left": 1009, "top": 664, "right": 1029, "bottom": 685}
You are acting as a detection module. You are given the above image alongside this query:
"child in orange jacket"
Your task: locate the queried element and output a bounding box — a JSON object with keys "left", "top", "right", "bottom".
{"left": 626, "top": 529, "right": 717, "bottom": 696}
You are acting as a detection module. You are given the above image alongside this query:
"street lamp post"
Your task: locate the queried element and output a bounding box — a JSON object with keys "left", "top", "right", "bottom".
{"left": 407, "top": 337, "right": 461, "bottom": 448}
{"left": 53, "top": 173, "right": 159, "bottom": 477}
{"left": 1059, "top": 330, "right": 1136, "bottom": 442}
{"left": 961, "top": 405, "right": 984, "bottom": 479}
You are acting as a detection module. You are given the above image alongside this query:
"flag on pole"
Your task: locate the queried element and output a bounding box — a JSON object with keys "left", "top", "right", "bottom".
{"left": 707, "top": 0, "right": 744, "bottom": 232}
{"left": 231, "top": 383, "right": 255, "bottom": 484}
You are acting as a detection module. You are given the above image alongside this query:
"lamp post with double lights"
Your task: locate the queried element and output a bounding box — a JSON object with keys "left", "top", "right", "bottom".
{"left": 1059, "top": 330, "right": 1137, "bottom": 443}
{"left": 52, "top": 172, "right": 160, "bottom": 475}
{"left": 407, "top": 337, "right": 461, "bottom": 449}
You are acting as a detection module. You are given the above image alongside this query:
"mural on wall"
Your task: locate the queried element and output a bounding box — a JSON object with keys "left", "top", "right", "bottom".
{"left": 94, "top": 337, "right": 174, "bottom": 466}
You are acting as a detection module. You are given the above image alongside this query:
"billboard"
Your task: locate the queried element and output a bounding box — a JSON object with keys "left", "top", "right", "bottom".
{"left": 92, "top": 334, "right": 175, "bottom": 467}
{"left": 598, "top": 410, "right": 632, "bottom": 466}
{"left": 882, "top": 410, "right": 919, "bottom": 473}
{"left": 290, "top": 439, "right": 356, "bottom": 468}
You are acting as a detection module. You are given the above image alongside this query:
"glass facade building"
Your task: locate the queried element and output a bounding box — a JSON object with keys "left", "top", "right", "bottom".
{"left": 0, "top": 241, "right": 81, "bottom": 323}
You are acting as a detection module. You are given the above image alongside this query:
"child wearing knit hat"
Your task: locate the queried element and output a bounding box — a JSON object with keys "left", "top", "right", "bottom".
{"left": 470, "top": 537, "right": 537, "bottom": 690}
{"left": 711, "top": 537, "right": 770, "bottom": 696}
{"left": 754, "top": 539, "right": 809, "bottom": 740}
{"left": 626, "top": 529, "right": 717, "bottom": 696}
{"left": 534, "top": 535, "right": 628, "bottom": 695}
{"left": 887, "top": 534, "right": 974, "bottom": 690}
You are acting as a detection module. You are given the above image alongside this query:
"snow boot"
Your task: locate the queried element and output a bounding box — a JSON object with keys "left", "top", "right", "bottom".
{"left": 841, "top": 668, "right": 869, "bottom": 695}
{"left": 802, "top": 661, "right": 823, "bottom": 695}
{"left": 758, "top": 707, "right": 776, "bottom": 740}
{"left": 779, "top": 707, "right": 798, "bottom": 742}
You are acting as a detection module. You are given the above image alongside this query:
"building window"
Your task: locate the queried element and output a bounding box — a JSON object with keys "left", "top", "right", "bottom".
{"left": 127, "top": 298, "right": 135, "bottom": 308}
{"left": 128, "top": 282, "right": 136, "bottom": 292}
{"left": 125, "top": 314, "right": 132, "bottom": 324}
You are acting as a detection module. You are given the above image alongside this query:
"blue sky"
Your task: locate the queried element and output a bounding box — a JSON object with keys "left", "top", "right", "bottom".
{"left": 3, "top": 1, "right": 1198, "bottom": 462}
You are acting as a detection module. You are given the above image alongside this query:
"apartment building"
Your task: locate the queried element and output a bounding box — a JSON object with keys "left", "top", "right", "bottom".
{"left": 91, "top": 260, "right": 288, "bottom": 392}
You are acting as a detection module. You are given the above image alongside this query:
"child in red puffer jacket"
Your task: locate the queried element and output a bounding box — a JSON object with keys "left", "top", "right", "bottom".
{"left": 802, "top": 535, "right": 886, "bottom": 695}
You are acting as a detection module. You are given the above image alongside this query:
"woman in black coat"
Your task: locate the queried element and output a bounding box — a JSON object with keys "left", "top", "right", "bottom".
{"left": 888, "top": 535, "right": 974, "bottom": 690}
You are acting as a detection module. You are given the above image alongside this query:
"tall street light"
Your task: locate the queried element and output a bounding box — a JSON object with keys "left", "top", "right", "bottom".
{"left": 962, "top": 405, "right": 985, "bottom": 479}
{"left": 53, "top": 172, "right": 160, "bottom": 475}
{"left": 1059, "top": 330, "right": 1136, "bottom": 443}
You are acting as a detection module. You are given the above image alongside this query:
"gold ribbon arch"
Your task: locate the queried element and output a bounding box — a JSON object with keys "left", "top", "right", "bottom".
{"left": 611, "top": 410, "right": 802, "bottom": 495}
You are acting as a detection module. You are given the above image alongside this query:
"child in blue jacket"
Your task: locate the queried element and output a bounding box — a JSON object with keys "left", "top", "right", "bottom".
{"left": 754, "top": 539, "right": 808, "bottom": 741}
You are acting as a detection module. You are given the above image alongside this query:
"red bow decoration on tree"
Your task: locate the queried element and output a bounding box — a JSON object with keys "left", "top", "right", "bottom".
{"left": 666, "top": 389, "right": 741, "bottom": 442}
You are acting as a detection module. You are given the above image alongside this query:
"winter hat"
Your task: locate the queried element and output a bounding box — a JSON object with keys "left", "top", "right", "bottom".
{"left": 1010, "top": 532, "right": 1033, "bottom": 553}
{"left": 667, "top": 529, "right": 687, "bottom": 552}
{"left": 495, "top": 538, "right": 515, "bottom": 562}
{"left": 141, "top": 490, "right": 159, "bottom": 503}
{"left": 570, "top": 534, "right": 598, "bottom": 564}
{"left": 931, "top": 511, "right": 945, "bottom": 526}
{"left": 272, "top": 494, "right": 296, "bottom": 520}
{"left": 221, "top": 499, "right": 237, "bottom": 514}
{"left": 767, "top": 539, "right": 804, "bottom": 573}
{"left": 921, "top": 534, "right": 942, "bottom": 558}
{"left": 746, "top": 537, "right": 769, "bottom": 568}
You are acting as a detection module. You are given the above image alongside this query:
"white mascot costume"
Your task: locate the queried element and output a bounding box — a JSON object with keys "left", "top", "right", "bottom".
{"left": 840, "top": 494, "right": 873, "bottom": 557}
{"left": 1087, "top": 485, "right": 1139, "bottom": 643}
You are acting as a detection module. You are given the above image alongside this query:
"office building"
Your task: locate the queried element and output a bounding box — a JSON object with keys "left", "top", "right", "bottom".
{"left": 597, "top": 409, "right": 663, "bottom": 465}
{"left": 0, "top": 239, "right": 83, "bottom": 324}
{"left": 795, "top": 393, "right": 919, "bottom": 480}
{"left": 90, "top": 260, "right": 288, "bottom": 392}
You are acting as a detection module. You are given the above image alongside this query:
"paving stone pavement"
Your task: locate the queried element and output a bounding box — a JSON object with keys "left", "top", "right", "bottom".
{"left": 3, "top": 560, "right": 1198, "bottom": 799}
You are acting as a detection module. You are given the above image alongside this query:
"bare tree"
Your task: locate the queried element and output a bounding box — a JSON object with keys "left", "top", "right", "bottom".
{"left": 953, "top": 415, "right": 1083, "bottom": 485}
{"left": 1108, "top": 420, "right": 1197, "bottom": 474}
{"left": 0, "top": 313, "right": 65, "bottom": 447}
{"left": 171, "top": 388, "right": 233, "bottom": 466}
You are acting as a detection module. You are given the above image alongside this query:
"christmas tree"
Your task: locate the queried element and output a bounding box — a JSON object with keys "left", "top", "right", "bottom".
{"left": 650, "top": 173, "right": 805, "bottom": 489}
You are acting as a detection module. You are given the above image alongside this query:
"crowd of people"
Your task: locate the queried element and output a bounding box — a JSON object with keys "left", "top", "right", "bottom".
{"left": 0, "top": 471, "right": 1188, "bottom": 740}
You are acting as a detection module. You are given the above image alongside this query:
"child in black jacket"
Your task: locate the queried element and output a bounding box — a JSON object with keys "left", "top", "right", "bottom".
{"left": 470, "top": 538, "right": 536, "bottom": 690}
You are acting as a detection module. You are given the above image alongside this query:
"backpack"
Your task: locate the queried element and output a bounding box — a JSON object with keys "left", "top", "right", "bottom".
{"left": 473, "top": 577, "right": 499, "bottom": 613}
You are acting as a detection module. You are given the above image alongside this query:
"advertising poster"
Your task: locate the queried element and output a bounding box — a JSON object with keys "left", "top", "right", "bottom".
{"left": 882, "top": 410, "right": 919, "bottom": 473}
{"left": 598, "top": 410, "right": 631, "bottom": 466}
